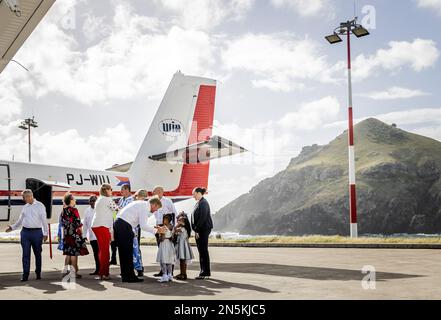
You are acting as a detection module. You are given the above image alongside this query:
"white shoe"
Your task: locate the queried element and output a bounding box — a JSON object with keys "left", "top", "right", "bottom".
{"left": 61, "top": 266, "right": 71, "bottom": 276}
{"left": 158, "top": 275, "right": 169, "bottom": 283}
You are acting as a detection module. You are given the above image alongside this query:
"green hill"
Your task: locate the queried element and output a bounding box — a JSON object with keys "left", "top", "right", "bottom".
{"left": 213, "top": 118, "right": 441, "bottom": 235}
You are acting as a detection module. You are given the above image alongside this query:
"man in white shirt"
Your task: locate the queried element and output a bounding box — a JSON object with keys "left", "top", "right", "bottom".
{"left": 152, "top": 186, "right": 178, "bottom": 277}
{"left": 82, "top": 196, "right": 99, "bottom": 275}
{"left": 5, "top": 190, "right": 48, "bottom": 282}
{"left": 153, "top": 186, "right": 178, "bottom": 226}
{"left": 113, "top": 190, "right": 161, "bottom": 283}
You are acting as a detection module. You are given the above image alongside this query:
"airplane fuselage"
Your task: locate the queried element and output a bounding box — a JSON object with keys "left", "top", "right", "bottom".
{"left": 0, "top": 159, "right": 180, "bottom": 228}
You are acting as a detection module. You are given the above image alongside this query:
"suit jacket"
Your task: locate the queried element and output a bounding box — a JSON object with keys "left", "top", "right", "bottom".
{"left": 191, "top": 197, "right": 213, "bottom": 233}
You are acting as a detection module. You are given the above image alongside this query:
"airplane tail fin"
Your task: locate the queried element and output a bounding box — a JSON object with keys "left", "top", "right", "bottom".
{"left": 129, "top": 72, "right": 217, "bottom": 197}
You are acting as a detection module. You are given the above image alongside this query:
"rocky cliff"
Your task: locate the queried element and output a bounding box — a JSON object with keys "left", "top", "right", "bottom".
{"left": 213, "top": 118, "right": 441, "bottom": 235}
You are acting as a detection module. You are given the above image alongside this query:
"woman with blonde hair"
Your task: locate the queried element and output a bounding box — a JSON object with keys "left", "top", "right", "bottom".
{"left": 92, "top": 184, "right": 119, "bottom": 280}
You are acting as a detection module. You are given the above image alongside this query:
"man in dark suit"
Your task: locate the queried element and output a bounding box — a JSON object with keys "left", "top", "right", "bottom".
{"left": 191, "top": 187, "right": 213, "bottom": 280}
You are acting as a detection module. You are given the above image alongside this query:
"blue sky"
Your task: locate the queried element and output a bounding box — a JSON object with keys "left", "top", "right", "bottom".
{"left": 1, "top": 0, "right": 441, "bottom": 211}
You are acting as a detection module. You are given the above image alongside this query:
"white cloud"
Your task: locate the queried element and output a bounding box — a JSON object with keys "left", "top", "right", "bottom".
{"left": 413, "top": 125, "right": 441, "bottom": 142}
{"left": 82, "top": 14, "right": 111, "bottom": 43}
{"left": 0, "top": 0, "right": 221, "bottom": 172}
{"left": 325, "top": 108, "right": 441, "bottom": 133}
{"left": 221, "top": 33, "right": 336, "bottom": 92}
{"left": 0, "top": 123, "right": 136, "bottom": 169}
{"left": 326, "top": 107, "right": 441, "bottom": 144}
{"left": 278, "top": 96, "right": 340, "bottom": 130}
{"left": 154, "top": 0, "right": 255, "bottom": 30}
{"left": 214, "top": 96, "right": 340, "bottom": 162}
{"left": 270, "top": 0, "right": 332, "bottom": 17}
{"left": 374, "top": 108, "right": 441, "bottom": 126}
{"left": 7, "top": 2, "right": 218, "bottom": 106}
{"left": 359, "top": 86, "right": 431, "bottom": 100}
{"left": 0, "top": 78, "right": 23, "bottom": 123}
{"left": 416, "top": 0, "right": 441, "bottom": 15}
{"left": 352, "top": 39, "right": 440, "bottom": 80}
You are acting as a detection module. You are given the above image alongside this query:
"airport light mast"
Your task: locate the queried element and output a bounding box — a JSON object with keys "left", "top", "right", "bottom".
{"left": 18, "top": 117, "right": 38, "bottom": 163}
{"left": 325, "top": 18, "right": 369, "bottom": 238}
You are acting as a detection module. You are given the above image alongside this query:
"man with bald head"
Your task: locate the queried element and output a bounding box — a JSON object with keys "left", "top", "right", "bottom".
{"left": 152, "top": 186, "right": 178, "bottom": 226}
{"left": 152, "top": 186, "right": 178, "bottom": 277}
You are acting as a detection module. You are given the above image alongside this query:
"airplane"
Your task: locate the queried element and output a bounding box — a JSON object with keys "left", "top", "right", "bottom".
{"left": 0, "top": 71, "right": 248, "bottom": 228}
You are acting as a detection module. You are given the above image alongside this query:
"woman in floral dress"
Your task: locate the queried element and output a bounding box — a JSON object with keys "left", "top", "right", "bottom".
{"left": 60, "top": 193, "right": 89, "bottom": 278}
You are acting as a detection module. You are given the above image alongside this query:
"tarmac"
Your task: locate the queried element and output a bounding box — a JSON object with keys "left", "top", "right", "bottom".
{"left": 0, "top": 243, "right": 440, "bottom": 300}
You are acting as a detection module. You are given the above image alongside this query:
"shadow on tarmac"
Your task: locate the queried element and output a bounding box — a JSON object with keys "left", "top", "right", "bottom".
{"left": 184, "top": 263, "right": 422, "bottom": 282}
{"left": 0, "top": 262, "right": 422, "bottom": 296}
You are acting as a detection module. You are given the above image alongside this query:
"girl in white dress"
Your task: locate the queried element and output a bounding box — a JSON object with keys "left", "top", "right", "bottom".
{"left": 174, "top": 214, "right": 194, "bottom": 280}
{"left": 156, "top": 214, "right": 176, "bottom": 282}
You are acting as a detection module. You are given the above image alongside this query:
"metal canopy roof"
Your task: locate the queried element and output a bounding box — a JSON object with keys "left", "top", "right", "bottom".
{"left": 0, "top": 0, "right": 55, "bottom": 74}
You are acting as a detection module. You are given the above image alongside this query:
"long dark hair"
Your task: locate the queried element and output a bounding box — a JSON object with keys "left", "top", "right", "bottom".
{"left": 179, "top": 215, "right": 192, "bottom": 238}
{"left": 163, "top": 214, "right": 173, "bottom": 227}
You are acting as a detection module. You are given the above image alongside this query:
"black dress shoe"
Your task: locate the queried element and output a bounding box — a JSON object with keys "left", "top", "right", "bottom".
{"left": 21, "top": 277, "right": 29, "bottom": 282}
{"left": 154, "top": 271, "right": 163, "bottom": 277}
{"left": 89, "top": 271, "right": 99, "bottom": 276}
{"left": 36, "top": 273, "right": 41, "bottom": 280}
{"left": 109, "top": 260, "right": 118, "bottom": 266}
{"left": 137, "top": 271, "right": 144, "bottom": 278}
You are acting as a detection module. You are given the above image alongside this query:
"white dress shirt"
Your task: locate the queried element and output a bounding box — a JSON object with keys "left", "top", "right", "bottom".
{"left": 116, "top": 201, "right": 157, "bottom": 234}
{"left": 11, "top": 200, "right": 48, "bottom": 236}
{"left": 92, "top": 196, "right": 118, "bottom": 231}
{"left": 82, "top": 206, "right": 97, "bottom": 241}
{"left": 153, "top": 196, "right": 178, "bottom": 225}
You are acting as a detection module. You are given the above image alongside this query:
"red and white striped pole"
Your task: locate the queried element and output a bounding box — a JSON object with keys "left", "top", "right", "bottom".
{"left": 346, "top": 26, "right": 358, "bottom": 238}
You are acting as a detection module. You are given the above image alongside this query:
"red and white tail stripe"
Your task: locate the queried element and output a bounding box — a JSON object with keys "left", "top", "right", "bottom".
{"left": 169, "top": 85, "right": 216, "bottom": 197}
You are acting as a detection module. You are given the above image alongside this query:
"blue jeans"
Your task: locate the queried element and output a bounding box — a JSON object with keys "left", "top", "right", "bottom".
{"left": 133, "top": 226, "right": 143, "bottom": 272}
{"left": 20, "top": 228, "right": 43, "bottom": 277}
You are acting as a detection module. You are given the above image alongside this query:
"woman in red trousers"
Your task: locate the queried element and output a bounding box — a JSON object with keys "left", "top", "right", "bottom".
{"left": 92, "top": 184, "right": 119, "bottom": 280}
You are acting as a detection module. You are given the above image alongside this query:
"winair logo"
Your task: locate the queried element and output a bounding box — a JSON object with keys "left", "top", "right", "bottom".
{"left": 159, "top": 119, "right": 184, "bottom": 137}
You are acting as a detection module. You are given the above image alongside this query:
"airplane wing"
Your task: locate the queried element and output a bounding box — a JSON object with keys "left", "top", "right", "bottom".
{"left": 148, "top": 135, "right": 248, "bottom": 164}
{"left": 26, "top": 178, "right": 70, "bottom": 189}
{"left": 0, "top": 0, "right": 55, "bottom": 74}
{"left": 39, "top": 180, "right": 70, "bottom": 189}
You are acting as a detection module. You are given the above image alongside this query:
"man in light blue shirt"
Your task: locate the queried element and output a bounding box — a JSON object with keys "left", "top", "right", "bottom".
{"left": 118, "top": 185, "right": 134, "bottom": 209}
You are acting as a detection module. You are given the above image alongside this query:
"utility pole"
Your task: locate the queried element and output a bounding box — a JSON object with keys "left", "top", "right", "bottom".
{"left": 18, "top": 117, "right": 38, "bottom": 163}
{"left": 325, "top": 18, "right": 370, "bottom": 238}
